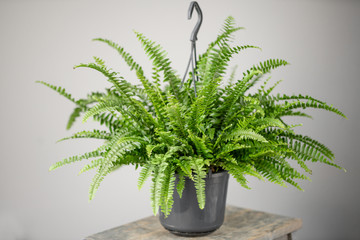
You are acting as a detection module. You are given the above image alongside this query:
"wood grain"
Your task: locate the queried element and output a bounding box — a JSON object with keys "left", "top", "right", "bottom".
{"left": 84, "top": 205, "right": 302, "bottom": 240}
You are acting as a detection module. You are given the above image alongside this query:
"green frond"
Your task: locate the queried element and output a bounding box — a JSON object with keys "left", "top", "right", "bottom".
{"left": 160, "top": 165, "right": 176, "bottom": 217}
{"left": 257, "top": 76, "right": 272, "bottom": 94}
{"left": 177, "top": 157, "right": 193, "bottom": 179}
{"left": 216, "top": 143, "right": 249, "bottom": 159}
{"left": 254, "top": 159, "right": 286, "bottom": 186}
{"left": 82, "top": 100, "right": 121, "bottom": 123}
{"left": 78, "top": 158, "right": 103, "bottom": 175}
{"left": 41, "top": 16, "right": 346, "bottom": 215}
{"left": 278, "top": 111, "right": 313, "bottom": 119}
{"left": 283, "top": 100, "right": 347, "bottom": 119}
{"left": 203, "top": 16, "right": 243, "bottom": 55}
{"left": 246, "top": 59, "right": 289, "bottom": 76}
{"left": 197, "top": 76, "right": 222, "bottom": 120}
{"left": 214, "top": 16, "right": 240, "bottom": 42}
{"left": 136, "top": 72, "right": 167, "bottom": 126}
{"left": 228, "top": 65, "right": 238, "bottom": 84}
{"left": 138, "top": 163, "right": 153, "bottom": 190}
{"left": 225, "top": 127, "right": 267, "bottom": 143}
{"left": 49, "top": 148, "right": 104, "bottom": 171}
{"left": 164, "top": 146, "right": 184, "bottom": 160}
{"left": 89, "top": 162, "right": 113, "bottom": 200}
{"left": 87, "top": 134, "right": 144, "bottom": 200}
{"left": 92, "top": 112, "right": 122, "bottom": 133}
{"left": 105, "top": 138, "right": 142, "bottom": 163}
{"left": 267, "top": 158, "right": 310, "bottom": 190}
{"left": 278, "top": 131, "right": 334, "bottom": 160}
{"left": 165, "top": 97, "right": 187, "bottom": 137}
{"left": 93, "top": 38, "right": 144, "bottom": 73}
{"left": 65, "top": 91, "right": 109, "bottom": 130}
{"left": 222, "top": 162, "right": 250, "bottom": 189}
{"left": 74, "top": 62, "right": 117, "bottom": 80}
{"left": 254, "top": 118, "right": 286, "bottom": 132}
{"left": 249, "top": 149, "right": 275, "bottom": 159}
{"left": 263, "top": 80, "right": 283, "bottom": 96}
{"left": 36, "top": 81, "right": 77, "bottom": 104}
{"left": 221, "top": 70, "right": 263, "bottom": 126}
{"left": 134, "top": 31, "right": 182, "bottom": 100}
{"left": 274, "top": 93, "right": 326, "bottom": 104}
{"left": 75, "top": 59, "right": 155, "bottom": 127}
{"left": 289, "top": 138, "right": 342, "bottom": 169}
{"left": 188, "top": 130, "right": 213, "bottom": 159}
{"left": 150, "top": 161, "right": 168, "bottom": 215}
{"left": 66, "top": 107, "right": 83, "bottom": 130}
{"left": 176, "top": 173, "right": 185, "bottom": 198}
{"left": 191, "top": 158, "right": 207, "bottom": 209}
{"left": 108, "top": 78, "right": 158, "bottom": 128}
{"left": 188, "top": 96, "right": 207, "bottom": 132}
{"left": 57, "top": 130, "right": 111, "bottom": 142}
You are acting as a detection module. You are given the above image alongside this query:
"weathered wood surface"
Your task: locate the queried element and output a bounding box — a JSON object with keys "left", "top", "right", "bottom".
{"left": 84, "top": 205, "right": 302, "bottom": 240}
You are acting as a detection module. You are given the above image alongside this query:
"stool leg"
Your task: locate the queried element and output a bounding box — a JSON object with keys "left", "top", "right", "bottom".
{"left": 274, "top": 233, "right": 292, "bottom": 240}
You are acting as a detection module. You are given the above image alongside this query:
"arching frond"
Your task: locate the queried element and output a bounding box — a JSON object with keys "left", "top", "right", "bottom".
{"left": 41, "top": 16, "right": 346, "bottom": 217}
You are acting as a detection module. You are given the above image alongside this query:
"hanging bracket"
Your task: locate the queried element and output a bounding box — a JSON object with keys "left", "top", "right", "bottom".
{"left": 180, "top": 1, "right": 203, "bottom": 97}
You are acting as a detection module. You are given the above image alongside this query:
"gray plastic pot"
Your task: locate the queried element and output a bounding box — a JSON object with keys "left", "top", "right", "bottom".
{"left": 159, "top": 170, "right": 229, "bottom": 237}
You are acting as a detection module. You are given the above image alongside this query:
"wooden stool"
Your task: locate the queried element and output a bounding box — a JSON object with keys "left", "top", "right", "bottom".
{"left": 84, "top": 205, "right": 302, "bottom": 240}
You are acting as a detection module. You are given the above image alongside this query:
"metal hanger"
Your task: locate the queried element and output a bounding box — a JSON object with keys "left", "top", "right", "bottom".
{"left": 180, "top": 1, "right": 203, "bottom": 97}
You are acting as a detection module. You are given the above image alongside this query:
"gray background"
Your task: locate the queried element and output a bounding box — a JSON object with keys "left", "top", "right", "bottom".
{"left": 0, "top": 0, "right": 359, "bottom": 239}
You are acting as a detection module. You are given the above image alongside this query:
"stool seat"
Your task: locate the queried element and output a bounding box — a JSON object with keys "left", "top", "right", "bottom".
{"left": 84, "top": 205, "right": 302, "bottom": 240}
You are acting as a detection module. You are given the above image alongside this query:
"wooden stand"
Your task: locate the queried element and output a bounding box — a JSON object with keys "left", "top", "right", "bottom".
{"left": 84, "top": 205, "right": 302, "bottom": 240}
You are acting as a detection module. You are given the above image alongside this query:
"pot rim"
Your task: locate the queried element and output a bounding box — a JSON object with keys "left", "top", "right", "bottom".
{"left": 175, "top": 169, "right": 229, "bottom": 179}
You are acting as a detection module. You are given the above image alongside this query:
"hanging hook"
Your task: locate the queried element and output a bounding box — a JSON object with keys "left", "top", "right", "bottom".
{"left": 181, "top": 1, "right": 203, "bottom": 97}
{"left": 188, "top": 1, "right": 203, "bottom": 42}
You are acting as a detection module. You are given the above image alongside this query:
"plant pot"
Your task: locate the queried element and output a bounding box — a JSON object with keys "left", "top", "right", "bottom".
{"left": 159, "top": 170, "right": 229, "bottom": 237}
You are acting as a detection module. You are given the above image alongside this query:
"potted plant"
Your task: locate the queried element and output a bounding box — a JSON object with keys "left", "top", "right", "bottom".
{"left": 38, "top": 16, "right": 346, "bottom": 236}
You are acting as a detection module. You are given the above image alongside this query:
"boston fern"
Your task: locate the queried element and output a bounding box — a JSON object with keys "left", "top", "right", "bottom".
{"left": 38, "top": 16, "right": 346, "bottom": 217}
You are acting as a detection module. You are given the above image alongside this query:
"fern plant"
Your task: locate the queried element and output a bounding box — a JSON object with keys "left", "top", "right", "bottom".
{"left": 38, "top": 16, "right": 346, "bottom": 217}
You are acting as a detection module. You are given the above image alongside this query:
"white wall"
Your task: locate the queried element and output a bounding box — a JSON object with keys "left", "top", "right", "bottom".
{"left": 0, "top": 0, "right": 359, "bottom": 239}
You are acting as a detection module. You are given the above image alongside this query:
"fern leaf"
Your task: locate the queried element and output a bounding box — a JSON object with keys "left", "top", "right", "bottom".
{"left": 188, "top": 130, "right": 213, "bottom": 159}
{"left": 254, "top": 159, "right": 286, "bottom": 186}
{"left": 191, "top": 158, "right": 207, "bottom": 209}
{"left": 216, "top": 143, "right": 249, "bottom": 159}
{"left": 247, "top": 59, "right": 289, "bottom": 75}
{"left": 78, "top": 158, "right": 103, "bottom": 175}
{"left": 263, "top": 80, "right": 283, "bottom": 96}
{"left": 221, "top": 70, "right": 263, "bottom": 126}
{"left": 134, "top": 31, "right": 182, "bottom": 100}
{"left": 66, "top": 107, "right": 82, "bottom": 130}
{"left": 57, "top": 130, "right": 111, "bottom": 142}
{"left": 83, "top": 101, "right": 121, "bottom": 123}
{"left": 284, "top": 100, "right": 347, "bottom": 119}
{"left": 136, "top": 72, "right": 167, "bottom": 126}
{"left": 222, "top": 162, "right": 250, "bottom": 189}
{"left": 36, "top": 81, "right": 77, "bottom": 104}
{"left": 206, "top": 16, "right": 243, "bottom": 50}
{"left": 93, "top": 38, "right": 144, "bottom": 71}
{"left": 92, "top": 112, "right": 122, "bottom": 133}
{"left": 274, "top": 93, "right": 326, "bottom": 104}
{"left": 49, "top": 148, "right": 104, "bottom": 171}
{"left": 177, "top": 157, "right": 193, "bottom": 179}
{"left": 160, "top": 165, "right": 176, "bottom": 217}
{"left": 150, "top": 161, "right": 168, "bottom": 215}
{"left": 225, "top": 128, "right": 267, "bottom": 143}
{"left": 138, "top": 163, "right": 153, "bottom": 190}
{"left": 166, "top": 97, "right": 187, "bottom": 137}
{"left": 278, "top": 131, "right": 334, "bottom": 160}
{"left": 254, "top": 118, "right": 286, "bottom": 132}
{"left": 176, "top": 173, "right": 186, "bottom": 198}
{"left": 89, "top": 162, "right": 113, "bottom": 200}
{"left": 188, "top": 96, "right": 207, "bottom": 132}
